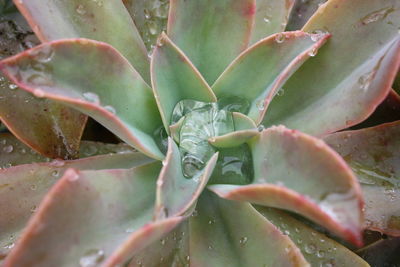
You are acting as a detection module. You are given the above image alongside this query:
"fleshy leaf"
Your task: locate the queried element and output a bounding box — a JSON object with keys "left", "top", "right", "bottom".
{"left": 103, "top": 217, "right": 184, "bottom": 267}
{"left": 189, "top": 190, "right": 309, "bottom": 266}
{"left": 4, "top": 162, "right": 162, "bottom": 266}
{"left": 13, "top": 0, "right": 150, "bottom": 83}
{"left": 256, "top": 207, "right": 369, "bottom": 266}
{"left": 128, "top": 222, "right": 189, "bottom": 266}
{"left": 0, "top": 152, "right": 154, "bottom": 261}
{"left": 351, "top": 89, "right": 400, "bottom": 129}
{"left": 212, "top": 31, "right": 330, "bottom": 123}
{"left": 0, "top": 39, "right": 164, "bottom": 160}
{"left": 209, "top": 126, "right": 364, "bottom": 246}
{"left": 154, "top": 138, "right": 218, "bottom": 219}
{"left": 264, "top": 0, "right": 400, "bottom": 136}
{"left": 324, "top": 121, "right": 400, "bottom": 236}
{"left": 0, "top": 18, "right": 85, "bottom": 159}
{"left": 169, "top": 117, "right": 184, "bottom": 143}
{"left": 167, "top": 0, "right": 256, "bottom": 84}
{"left": 250, "top": 0, "right": 295, "bottom": 44}
{"left": 151, "top": 33, "right": 216, "bottom": 131}
{"left": 0, "top": 132, "right": 138, "bottom": 167}
{"left": 357, "top": 236, "right": 400, "bottom": 266}
{"left": 286, "top": 0, "right": 327, "bottom": 31}
{"left": 209, "top": 112, "right": 257, "bottom": 148}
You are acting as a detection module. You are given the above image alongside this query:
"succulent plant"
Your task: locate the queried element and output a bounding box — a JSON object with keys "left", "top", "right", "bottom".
{"left": 0, "top": 0, "right": 400, "bottom": 266}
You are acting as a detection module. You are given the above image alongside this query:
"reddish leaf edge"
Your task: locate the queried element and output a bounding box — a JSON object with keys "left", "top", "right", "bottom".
{"left": 208, "top": 183, "right": 364, "bottom": 247}
{"left": 211, "top": 30, "right": 331, "bottom": 124}
{"left": 0, "top": 38, "right": 164, "bottom": 160}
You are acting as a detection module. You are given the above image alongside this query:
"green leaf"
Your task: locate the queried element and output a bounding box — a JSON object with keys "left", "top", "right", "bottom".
{"left": 167, "top": 0, "right": 256, "bottom": 84}
{"left": 0, "top": 19, "right": 85, "bottom": 159}
{"left": 0, "top": 39, "right": 164, "bottom": 160}
{"left": 212, "top": 31, "right": 329, "bottom": 123}
{"left": 0, "top": 153, "right": 155, "bottom": 262}
{"left": 250, "top": 0, "right": 295, "bottom": 44}
{"left": 103, "top": 217, "right": 183, "bottom": 267}
{"left": 151, "top": 33, "right": 216, "bottom": 131}
{"left": 324, "top": 121, "right": 400, "bottom": 236}
{"left": 0, "top": 132, "right": 139, "bottom": 167}
{"left": 3, "top": 162, "right": 163, "bottom": 266}
{"left": 13, "top": 0, "right": 150, "bottom": 83}
{"left": 286, "top": 0, "right": 327, "bottom": 31}
{"left": 155, "top": 138, "right": 218, "bottom": 219}
{"left": 209, "top": 113, "right": 258, "bottom": 148}
{"left": 357, "top": 236, "right": 400, "bottom": 266}
{"left": 0, "top": 82, "right": 87, "bottom": 159}
{"left": 209, "top": 126, "right": 364, "bottom": 246}
{"left": 264, "top": 0, "right": 400, "bottom": 136}
{"left": 256, "top": 207, "right": 369, "bottom": 266}
{"left": 188, "top": 190, "right": 309, "bottom": 266}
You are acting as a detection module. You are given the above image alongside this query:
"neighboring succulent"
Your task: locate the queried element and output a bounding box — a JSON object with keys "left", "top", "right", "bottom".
{"left": 0, "top": 0, "right": 399, "bottom": 266}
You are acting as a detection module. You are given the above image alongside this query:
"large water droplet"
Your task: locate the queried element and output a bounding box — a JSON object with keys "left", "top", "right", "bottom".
{"left": 239, "top": 237, "right": 248, "bottom": 246}
{"left": 79, "top": 249, "right": 105, "bottom": 267}
{"left": 3, "top": 145, "right": 13, "bottom": 153}
{"left": 76, "top": 4, "right": 87, "bottom": 15}
{"left": 304, "top": 243, "right": 316, "bottom": 254}
{"left": 275, "top": 33, "right": 285, "bottom": 43}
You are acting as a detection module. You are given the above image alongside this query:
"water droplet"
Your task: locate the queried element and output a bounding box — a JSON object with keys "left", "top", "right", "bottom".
{"left": 160, "top": 239, "right": 166, "bottom": 245}
{"left": 283, "top": 230, "right": 290, "bottom": 235}
{"left": 257, "top": 125, "right": 265, "bottom": 132}
{"left": 33, "top": 88, "right": 45, "bottom": 98}
{"left": 50, "top": 159, "right": 65, "bottom": 167}
{"left": 83, "top": 92, "right": 100, "bottom": 103}
{"left": 8, "top": 84, "right": 17, "bottom": 90}
{"left": 4, "top": 243, "right": 14, "bottom": 250}
{"left": 30, "top": 184, "right": 37, "bottom": 190}
{"left": 182, "top": 154, "right": 204, "bottom": 178}
{"left": 317, "top": 250, "right": 325, "bottom": 258}
{"left": 263, "top": 17, "right": 270, "bottom": 23}
{"left": 358, "top": 70, "right": 376, "bottom": 91}
{"left": 79, "top": 249, "right": 105, "bottom": 267}
{"left": 308, "top": 47, "right": 318, "bottom": 57}
{"left": 3, "top": 145, "right": 13, "bottom": 153}
{"left": 256, "top": 99, "right": 265, "bottom": 111}
{"left": 51, "top": 170, "right": 59, "bottom": 177}
{"left": 76, "top": 4, "right": 87, "bottom": 15}
{"left": 294, "top": 227, "right": 300, "bottom": 233}
{"left": 239, "top": 237, "right": 248, "bottom": 246}
{"left": 275, "top": 33, "right": 285, "bottom": 43}
{"left": 304, "top": 243, "right": 316, "bottom": 254}
{"left": 30, "top": 205, "right": 37, "bottom": 213}
{"left": 276, "top": 88, "right": 284, "bottom": 96}
{"left": 311, "top": 30, "right": 328, "bottom": 42}
{"left": 360, "top": 7, "right": 394, "bottom": 25}
{"left": 103, "top": 105, "right": 116, "bottom": 114}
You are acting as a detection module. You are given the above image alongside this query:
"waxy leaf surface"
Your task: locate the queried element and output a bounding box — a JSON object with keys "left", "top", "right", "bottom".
{"left": 189, "top": 191, "right": 309, "bottom": 266}
{"left": 325, "top": 121, "right": 400, "bottom": 236}
{"left": 209, "top": 126, "right": 364, "bottom": 246}
{"left": 257, "top": 207, "right": 368, "bottom": 266}
{"left": 251, "top": 0, "right": 295, "bottom": 44}
{"left": 155, "top": 138, "right": 218, "bottom": 219}
{"left": 264, "top": 0, "right": 400, "bottom": 136}
{"left": 168, "top": 0, "right": 255, "bottom": 84}
{"left": 212, "top": 31, "right": 329, "bottom": 123}
{"left": 151, "top": 33, "right": 216, "bottom": 131}
{"left": 4, "top": 162, "right": 163, "bottom": 266}
{"left": 0, "top": 39, "right": 164, "bottom": 159}
{"left": 14, "top": 0, "right": 150, "bottom": 82}
{"left": 0, "top": 152, "right": 154, "bottom": 262}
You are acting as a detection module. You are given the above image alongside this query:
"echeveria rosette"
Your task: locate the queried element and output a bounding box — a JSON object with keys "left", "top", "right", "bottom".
{"left": 0, "top": 0, "right": 399, "bottom": 266}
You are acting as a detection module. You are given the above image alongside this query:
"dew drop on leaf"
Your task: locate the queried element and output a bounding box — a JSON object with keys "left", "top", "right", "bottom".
{"left": 83, "top": 92, "right": 100, "bottom": 104}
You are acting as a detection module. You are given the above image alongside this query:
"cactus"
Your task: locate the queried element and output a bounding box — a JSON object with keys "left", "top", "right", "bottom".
{"left": 0, "top": 0, "right": 400, "bottom": 266}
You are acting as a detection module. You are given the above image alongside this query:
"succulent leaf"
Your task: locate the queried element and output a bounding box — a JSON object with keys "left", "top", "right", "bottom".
{"left": 13, "top": 0, "right": 150, "bottom": 83}
{"left": 167, "top": 0, "right": 256, "bottom": 84}
{"left": 0, "top": 152, "right": 154, "bottom": 262}
{"left": 151, "top": 33, "right": 216, "bottom": 132}
{"left": 256, "top": 207, "right": 369, "bottom": 266}
{"left": 4, "top": 162, "right": 162, "bottom": 266}
{"left": 264, "top": 0, "right": 400, "bottom": 136}
{"left": 212, "top": 31, "right": 329, "bottom": 124}
{"left": 188, "top": 190, "right": 309, "bottom": 266}
{"left": 154, "top": 138, "right": 218, "bottom": 220}
{"left": 103, "top": 217, "right": 184, "bottom": 267}
{"left": 0, "top": 18, "right": 85, "bottom": 159}
{"left": 325, "top": 121, "right": 400, "bottom": 236}
{"left": 209, "top": 126, "right": 364, "bottom": 246}
{"left": 251, "top": 0, "right": 295, "bottom": 44}
{"left": 0, "top": 39, "right": 165, "bottom": 160}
